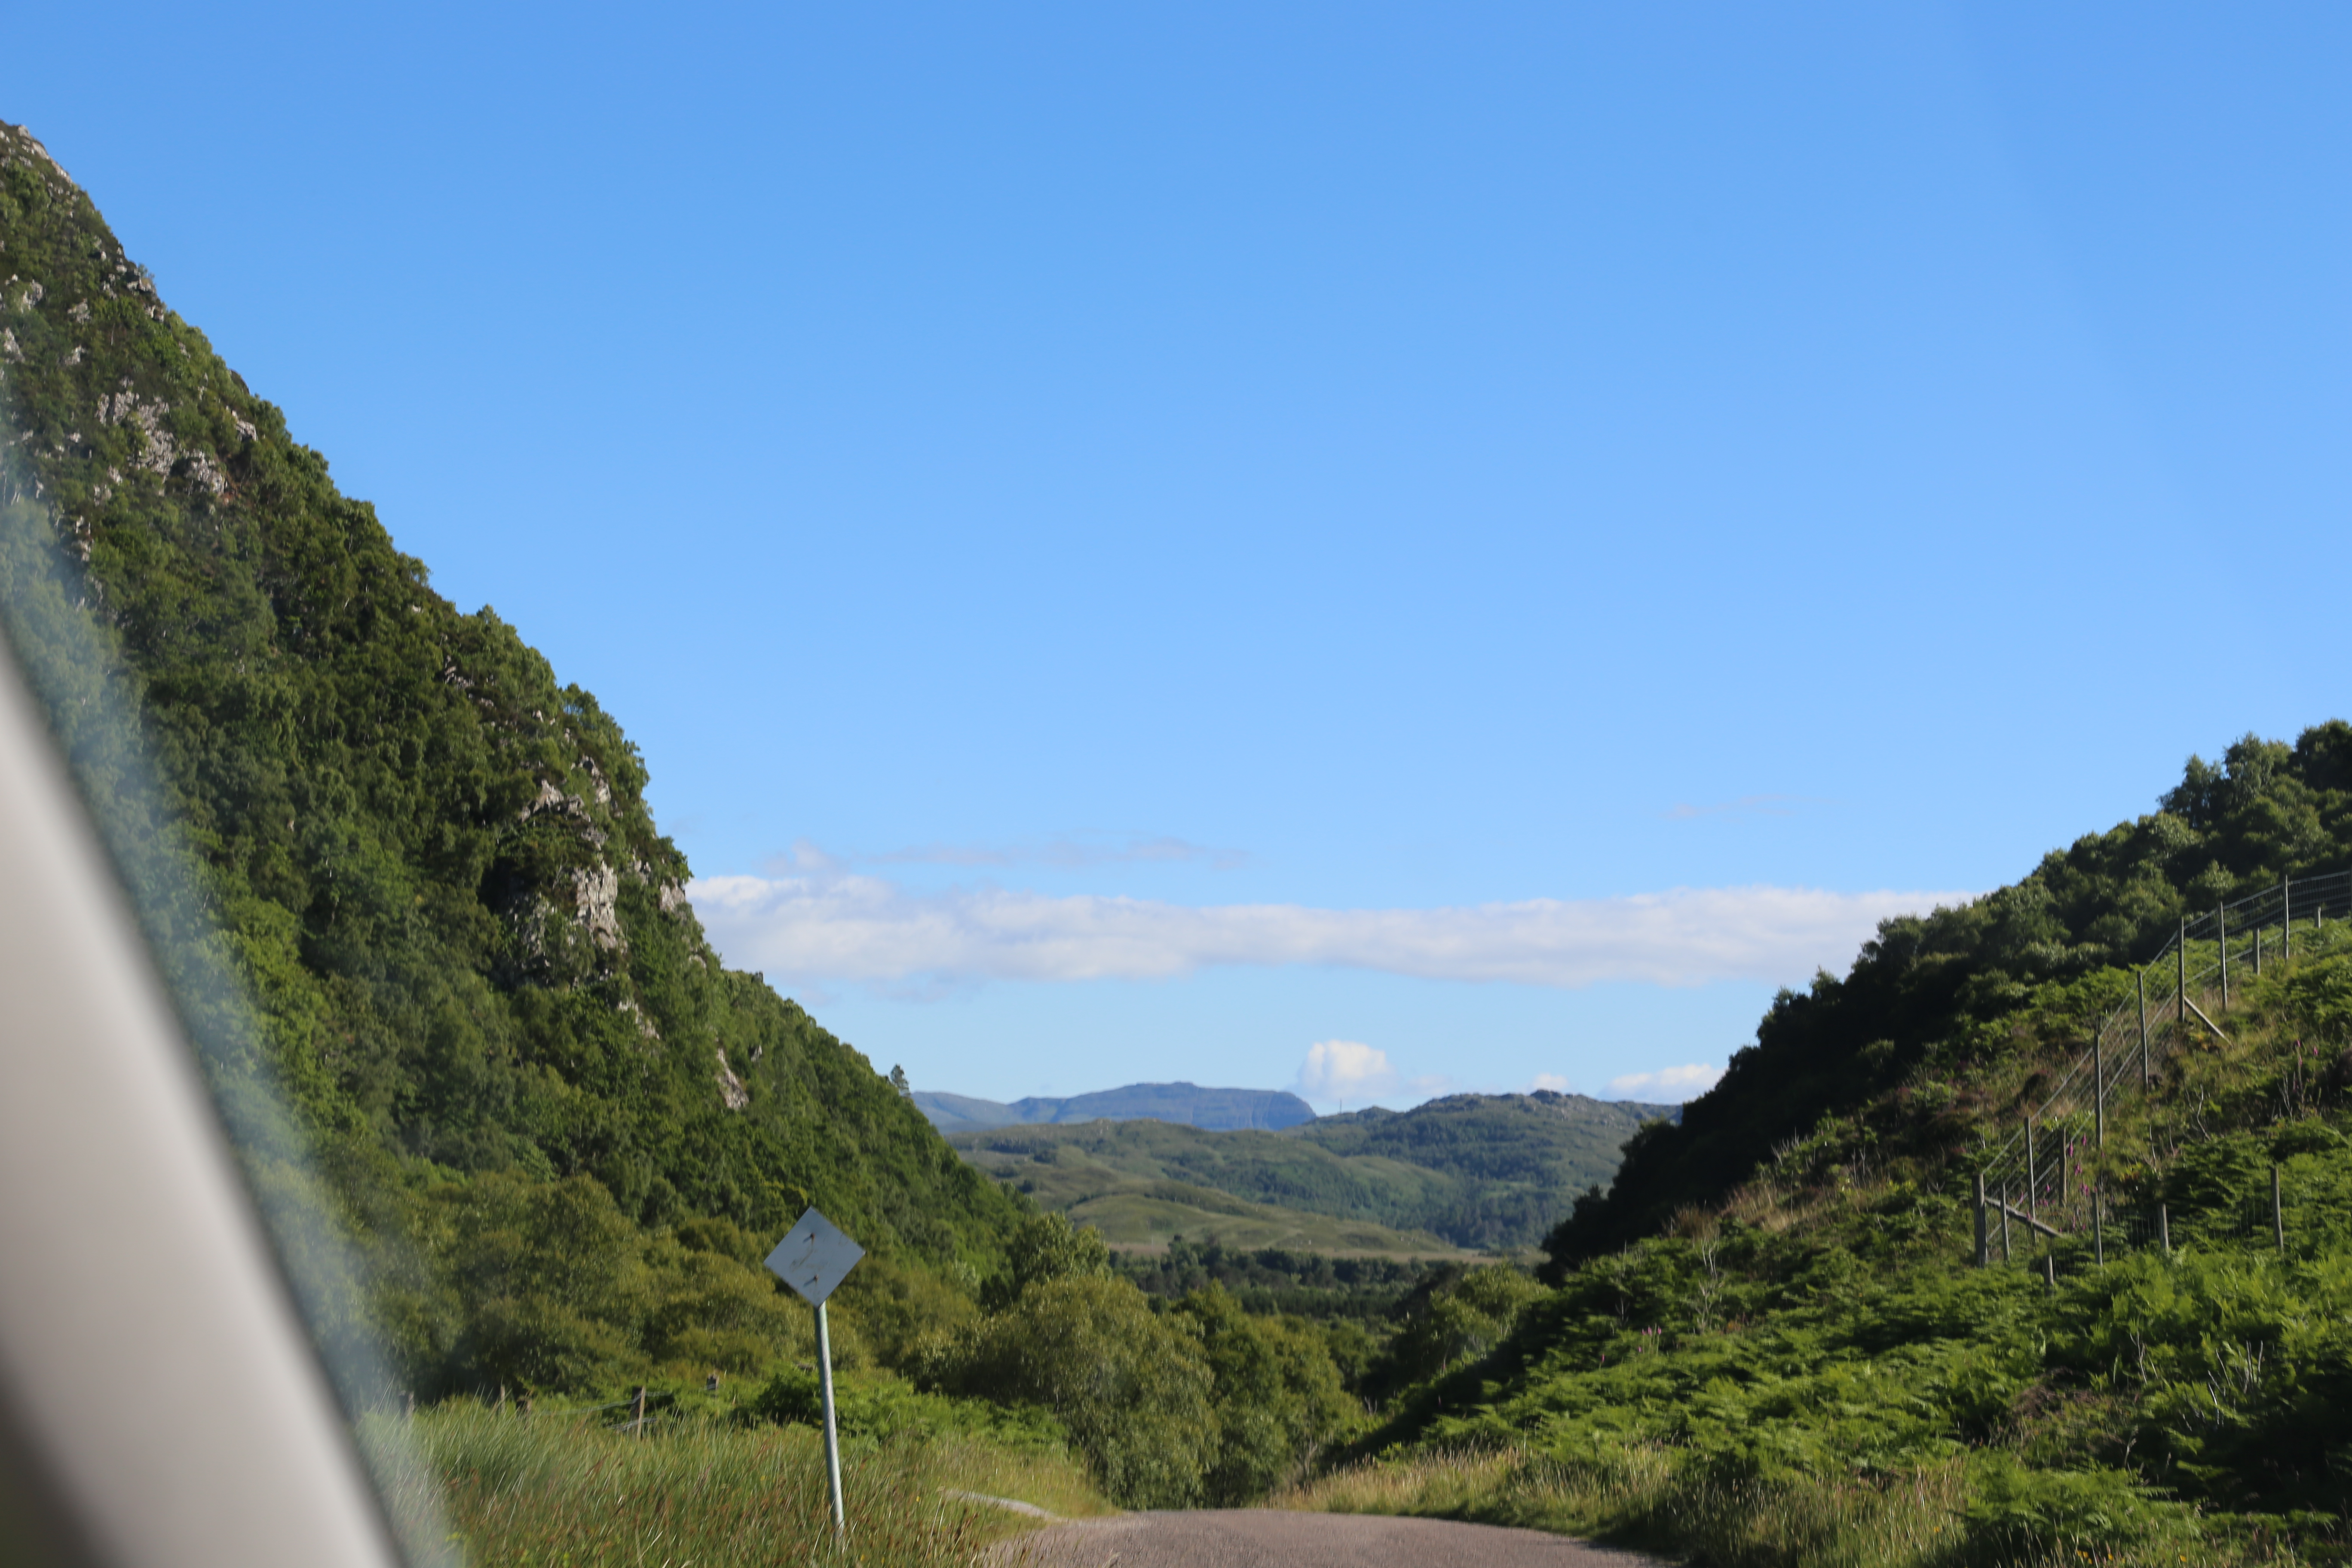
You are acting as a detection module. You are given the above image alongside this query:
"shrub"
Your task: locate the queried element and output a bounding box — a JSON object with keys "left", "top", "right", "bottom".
{"left": 1175, "top": 1285, "right": 1358, "bottom": 1502}
{"left": 747, "top": 1366, "right": 1065, "bottom": 1451}
{"left": 922, "top": 1274, "right": 1216, "bottom": 1507}
{"left": 1961, "top": 1453, "right": 2185, "bottom": 1556}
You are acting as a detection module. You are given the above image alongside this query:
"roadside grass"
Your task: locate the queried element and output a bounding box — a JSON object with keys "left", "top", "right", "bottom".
{"left": 365, "top": 1402, "right": 1105, "bottom": 1567}
{"left": 1280, "top": 1446, "right": 2242, "bottom": 1568}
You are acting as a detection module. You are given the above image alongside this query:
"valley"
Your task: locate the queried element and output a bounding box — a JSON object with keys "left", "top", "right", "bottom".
{"left": 9, "top": 111, "right": 2352, "bottom": 1568}
{"left": 943, "top": 1090, "right": 1676, "bottom": 1253}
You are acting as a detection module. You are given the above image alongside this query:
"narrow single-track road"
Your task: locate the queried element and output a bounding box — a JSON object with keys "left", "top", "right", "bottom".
{"left": 991, "top": 1509, "right": 1666, "bottom": 1568}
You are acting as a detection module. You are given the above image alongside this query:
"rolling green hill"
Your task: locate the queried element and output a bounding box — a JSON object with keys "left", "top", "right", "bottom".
{"left": 1295, "top": 1091, "right": 1676, "bottom": 1248}
{"left": 951, "top": 1090, "right": 1675, "bottom": 1252}
{"left": 0, "top": 121, "right": 1023, "bottom": 1399}
{"left": 952, "top": 1121, "right": 1470, "bottom": 1255}
{"left": 999, "top": 1162, "right": 1473, "bottom": 1256}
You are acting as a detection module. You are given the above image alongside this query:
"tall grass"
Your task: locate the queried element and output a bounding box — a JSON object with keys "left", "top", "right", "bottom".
{"left": 362, "top": 1403, "right": 1103, "bottom": 1567}
{"left": 1282, "top": 1447, "right": 2249, "bottom": 1568}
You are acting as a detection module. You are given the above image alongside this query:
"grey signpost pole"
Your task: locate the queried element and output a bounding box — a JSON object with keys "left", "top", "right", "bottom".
{"left": 815, "top": 1301, "right": 843, "bottom": 1526}
{"left": 765, "top": 1207, "right": 866, "bottom": 1539}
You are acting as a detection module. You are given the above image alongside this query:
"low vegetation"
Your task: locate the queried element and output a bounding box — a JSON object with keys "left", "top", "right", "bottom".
{"left": 371, "top": 1401, "right": 1106, "bottom": 1568}
{"left": 1284, "top": 1447, "right": 1978, "bottom": 1568}
{"left": 1112, "top": 1237, "right": 1451, "bottom": 1322}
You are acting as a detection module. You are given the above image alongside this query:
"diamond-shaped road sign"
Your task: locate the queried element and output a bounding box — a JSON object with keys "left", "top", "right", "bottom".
{"left": 765, "top": 1207, "right": 864, "bottom": 1305}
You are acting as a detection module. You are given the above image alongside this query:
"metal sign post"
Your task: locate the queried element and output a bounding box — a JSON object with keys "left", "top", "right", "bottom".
{"left": 764, "top": 1207, "right": 865, "bottom": 1537}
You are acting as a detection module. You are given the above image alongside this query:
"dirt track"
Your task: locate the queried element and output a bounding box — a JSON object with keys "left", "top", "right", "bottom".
{"left": 989, "top": 1509, "right": 1666, "bottom": 1568}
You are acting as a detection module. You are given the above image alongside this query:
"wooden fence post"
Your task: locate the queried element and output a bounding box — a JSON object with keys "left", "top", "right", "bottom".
{"left": 2284, "top": 879, "right": 2293, "bottom": 962}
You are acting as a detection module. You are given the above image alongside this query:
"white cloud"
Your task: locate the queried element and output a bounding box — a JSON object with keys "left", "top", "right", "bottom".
{"left": 1295, "top": 1041, "right": 1398, "bottom": 1102}
{"left": 685, "top": 870, "right": 1969, "bottom": 993}
{"left": 1605, "top": 1063, "right": 1725, "bottom": 1102}
{"left": 773, "top": 835, "right": 1248, "bottom": 873}
{"left": 1529, "top": 1072, "right": 1574, "bottom": 1093}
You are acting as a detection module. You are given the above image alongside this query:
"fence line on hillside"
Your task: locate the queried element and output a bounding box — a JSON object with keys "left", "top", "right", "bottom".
{"left": 1971, "top": 866, "right": 2352, "bottom": 1269}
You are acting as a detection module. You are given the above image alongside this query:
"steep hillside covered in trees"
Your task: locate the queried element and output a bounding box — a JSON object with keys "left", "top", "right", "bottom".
{"left": 0, "top": 121, "right": 1024, "bottom": 1397}
{"left": 1295, "top": 730, "right": 2352, "bottom": 1567}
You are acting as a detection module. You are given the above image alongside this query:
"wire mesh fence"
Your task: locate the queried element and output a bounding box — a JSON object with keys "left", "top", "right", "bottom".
{"left": 1975, "top": 1188, "right": 2291, "bottom": 1271}
{"left": 1972, "top": 867, "right": 2352, "bottom": 1268}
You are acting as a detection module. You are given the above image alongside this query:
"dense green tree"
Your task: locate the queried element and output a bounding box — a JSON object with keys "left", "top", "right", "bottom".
{"left": 984, "top": 1210, "right": 1112, "bottom": 1309}
{"left": 1173, "top": 1286, "right": 1357, "bottom": 1503}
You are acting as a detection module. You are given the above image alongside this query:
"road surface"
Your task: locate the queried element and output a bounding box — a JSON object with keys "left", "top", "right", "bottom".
{"left": 990, "top": 1509, "right": 1666, "bottom": 1568}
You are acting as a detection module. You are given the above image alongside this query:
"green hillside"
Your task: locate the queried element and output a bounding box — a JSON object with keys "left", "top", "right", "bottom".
{"left": 951, "top": 1123, "right": 1470, "bottom": 1255}
{"left": 1295, "top": 1091, "right": 1676, "bottom": 1249}
{"left": 1549, "top": 728, "right": 2352, "bottom": 1266}
{"left": 1051, "top": 1182, "right": 1468, "bottom": 1257}
{"left": 1295, "top": 729, "right": 2352, "bottom": 1568}
{"left": 951, "top": 1090, "right": 1673, "bottom": 1252}
{"left": 0, "top": 122, "right": 1023, "bottom": 1399}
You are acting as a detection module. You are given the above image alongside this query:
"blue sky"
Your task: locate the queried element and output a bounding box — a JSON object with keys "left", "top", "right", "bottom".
{"left": 15, "top": 4, "right": 2349, "bottom": 1109}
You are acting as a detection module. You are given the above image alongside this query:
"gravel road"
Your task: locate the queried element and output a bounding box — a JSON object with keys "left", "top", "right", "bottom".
{"left": 990, "top": 1509, "right": 1666, "bottom": 1568}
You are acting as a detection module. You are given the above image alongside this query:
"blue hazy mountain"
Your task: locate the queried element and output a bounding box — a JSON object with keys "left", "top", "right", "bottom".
{"left": 913, "top": 1081, "right": 1317, "bottom": 1134}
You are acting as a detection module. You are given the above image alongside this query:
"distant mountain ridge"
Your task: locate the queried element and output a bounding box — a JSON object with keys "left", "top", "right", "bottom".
{"left": 914, "top": 1081, "right": 1316, "bottom": 1133}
